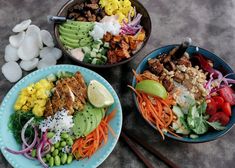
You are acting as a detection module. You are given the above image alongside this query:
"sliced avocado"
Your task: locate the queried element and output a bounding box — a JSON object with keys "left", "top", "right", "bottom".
{"left": 83, "top": 111, "right": 92, "bottom": 136}
{"left": 61, "top": 36, "right": 80, "bottom": 44}
{"left": 66, "top": 20, "right": 94, "bottom": 27}
{"left": 59, "top": 28, "right": 88, "bottom": 39}
{"left": 80, "top": 38, "right": 93, "bottom": 47}
{"left": 86, "top": 111, "right": 97, "bottom": 135}
{"left": 94, "top": 108, "right": 103, "bottom": 128}
{"left": 59, "top": 25, "right": 78, "bottom": 34}
{"left": 101, "top": 108, "right": 106, "bottom": 118}
{"left": 72, "top": 112, "right": 87, "bottom": 137}
{"left": 59, "top": 36, "right": 79, "bottom": 48}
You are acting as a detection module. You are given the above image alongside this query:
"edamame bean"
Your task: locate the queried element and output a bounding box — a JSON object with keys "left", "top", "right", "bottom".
{"left": 67, "top": 154, "right": 73, "bottom": 164}
{"left": 49, "top": 157, "right": 54, "bottom": 167}
{"left": 66, "top": 137, "right": 73, "bottom": 146}
{"left": 61, "top": 153, "right": 67, "bottom": 164}
{"left": 31, "top": 149, "right": 36, "bottom": 158}
{"left": 46, "top": 154, "right": 51, "bottom": 161}
{"left": 52, "top": 149, "right": 59, "bottom": 156}
{"left": 54, "top": 156, "right": 61, "bottom": 166}
{"left": 50, "top": 146, "right": 55, "bottom": 152}
{"left": 61, "top": 133, "right": 69, "bottom": 139}
{"left": 54, "top": 142, "right": 60, "bottom": 148}
{"left": 42, "top": 157, "right": 47, "bottom": 163}
{"left": 60, "top": 141, "right": 66, "bottom": 147}
{"left": 47, "top": 132, "right": 55, "bottom": 139}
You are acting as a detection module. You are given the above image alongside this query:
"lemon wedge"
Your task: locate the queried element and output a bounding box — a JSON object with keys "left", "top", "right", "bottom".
{"left": 88, "top": 80, "right": 114, "bottom": 108}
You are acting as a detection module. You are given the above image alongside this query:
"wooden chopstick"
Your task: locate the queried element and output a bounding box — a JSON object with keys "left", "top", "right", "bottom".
{"left": 121, "top": 132, "right": 155, "bottom": 168}
{"left": 123, "top": 129, "right": 180, "bottom": 168}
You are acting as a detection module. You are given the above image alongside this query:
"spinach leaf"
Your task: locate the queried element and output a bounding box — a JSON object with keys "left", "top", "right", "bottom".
{"left": 206, "top": 121, "right": 226, "bottom": 131}
{"left": 179, "top": 116, "right": 190, "bottom": 131}
{"left": 187, "top": 104, "right": 208, "bottom": 135}
{"left": 192, "top": 117, "right": 208, "bottom": 134}
{"left": 198, "top": 100, "right": 207, "bottom": 115}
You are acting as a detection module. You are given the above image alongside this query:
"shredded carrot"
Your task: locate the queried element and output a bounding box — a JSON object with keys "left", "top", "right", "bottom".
{"left": 129, "top": 72, "right": 181, "bottom": 139}
{"left": 72, "top": 109, "right": 117, "bottom": 160}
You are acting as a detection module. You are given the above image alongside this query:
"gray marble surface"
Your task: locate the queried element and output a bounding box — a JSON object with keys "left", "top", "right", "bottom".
{"left": 0, "top": 0, "right": 235, "bottom": 168}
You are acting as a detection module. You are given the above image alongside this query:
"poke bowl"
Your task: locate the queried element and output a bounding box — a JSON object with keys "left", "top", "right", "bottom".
{"left": 54, "top": 0, "right": 151, "bottom": 68}
{"left": 131, "top": 44, "right": 235, "bottom": 143}
{"left": 0, "top": 65, "right": 122, "bottom": 167}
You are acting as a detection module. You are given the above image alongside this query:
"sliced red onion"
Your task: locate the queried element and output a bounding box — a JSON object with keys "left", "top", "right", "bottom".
{"left": 133, "top": 6, "right": 136, "bottom": 18}
{"left": 129, "top": 13, "right": 142, "bottom": 27}
{"left": 205, "top": 73, "right": 214, "bottom": 91}
{"left": 41, "top": 143, "right": 51, "bottom": 157}
{"left": 37, "top": 141, "right": 48, "bottom": 168}
{"left": 22, "top": 143, "right": 35, "bottom": 160}
{"left": 5, "top": 127, "right": 38, "bottom": 155}
{"left": 21, "top": 117, "right": 34, "bottom": 147}
{"left": 224, "top": 73, "right": 235, "bottom": 78}
{"left": 225, "top": 78, "right": 235, "bottom": 84}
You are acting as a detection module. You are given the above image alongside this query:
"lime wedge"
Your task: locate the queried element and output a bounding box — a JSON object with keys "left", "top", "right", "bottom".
{"left": 135, "top": 80, "right": 168, "bottom": 99}
{"left": 88, "top": 80, "right": 114, "bottom": 108}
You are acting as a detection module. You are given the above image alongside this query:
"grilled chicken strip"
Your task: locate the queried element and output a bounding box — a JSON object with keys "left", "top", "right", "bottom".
{"left": 55, "top": 80, "right": 74, "bottom": 115}
{"left": 43, "top": 71, "right": 87, "bottom": 117}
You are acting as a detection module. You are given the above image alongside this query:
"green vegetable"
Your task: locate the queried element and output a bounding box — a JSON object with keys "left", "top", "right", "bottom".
{"left": 47, "top": 132, "right": 55, "bottom": 139}
{"left": 8, "top": 111, "right": 42, "bottom": 144}
{"left": 190, "top": 134, "right": 199, "bottom": 139}
{"left": 60, "top": 141, "right": 67, "bottom": 147}
{"left": 187, "top": 104, "right": 208, "bottom": 135}
{"left": 54, "top": 155, "right": 61, "bottom": 166}
{"left": 31, "top": 149, "right": 36, "bottom": 158}
{"left": 135, "top": 80, "right": 168, "bottom": 99}
{"left": 67, "top": 154, "right": 73, "bottom": 164}
{"left": 198, "top": 100, "right": 207, "bottom": 115}
{"left": 42, "top": 157, "right": 47, "bottom": 163}
{"left": 49, "top": 157, "right": 54, "bottom": 167}
{"left": 46, "top": 154, "right": 51, "bottom": 161}
{"left": 50, "top": 146, "right": 55, "bottom": 153}
{"left": 61, "top": 153, "right": 68, "bottom": 164}
{"left": 61, "top": 133, "right": 69, "bottom": 139}
{"left": 54, "top": 142, "right": 60, "bottom": 148}
{"left": 46, "top": 74, "right": 57, "bottom": 82}
{"left": 52, "top": 149, "right": 59, "bottom": 156}
{"left": 206, "top": 121, "right": 226, "bottom": 131}
{"left": 56, "top": 71, "right": 74, "bottom": 79}
{"left": 66, "top": 137, "right": 73, "bottom": 146}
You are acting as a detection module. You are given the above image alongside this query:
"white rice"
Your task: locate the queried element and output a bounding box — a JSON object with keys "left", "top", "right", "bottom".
{"left": 39, "top": 109, "right": 74, "bottom": 144}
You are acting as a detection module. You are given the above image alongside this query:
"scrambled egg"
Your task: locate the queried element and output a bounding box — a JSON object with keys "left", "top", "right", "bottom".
{"left": 14, "top": 79, "right": 53, "bottom": 117}
{"left": 100, "top": 0, "right": 134, "bottom": 23}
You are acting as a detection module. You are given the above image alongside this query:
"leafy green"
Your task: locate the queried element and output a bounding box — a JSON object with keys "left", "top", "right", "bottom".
{"left": 179, "top": 116, "right": 190, "bottom": 131}
{"left": 198, "top": 100, "right": 207, "bottom": 115}
{"left": 206, "top": 121, "right": 226, "bottom": 131}
{"left": 8, "top": 111, "right": 43, "bottom": 144}
{"left": 187, "top": 104, "right": 208, "bottom": 135}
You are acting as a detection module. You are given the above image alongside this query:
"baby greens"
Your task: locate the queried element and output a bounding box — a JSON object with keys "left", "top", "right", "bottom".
{"left": 172, "top": 100, "right": 226, "bottom": 137}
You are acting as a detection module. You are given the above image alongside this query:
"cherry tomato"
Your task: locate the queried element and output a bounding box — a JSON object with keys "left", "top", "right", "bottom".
{"left": 212, "top": 96, "right": 224, "bottom": 109}
{"left": 219, "top": 86, "right": 235, "bottom": 105}
{"left": 206, "top": 98, "right": 217, "bottom": 115}
{"left": 221, "top": 102, "right": 232, "bottom": 117}
{"left": 208, "top": 112, "right": 230, "bottom": 126}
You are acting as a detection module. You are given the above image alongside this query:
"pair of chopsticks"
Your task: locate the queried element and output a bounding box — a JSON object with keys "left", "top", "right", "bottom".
{"left": 121, "top": 129, "right": 180, "bottom": 168}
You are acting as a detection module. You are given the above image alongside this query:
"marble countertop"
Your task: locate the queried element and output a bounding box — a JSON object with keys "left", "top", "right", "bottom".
{"left": 0, "top": 0, "right": 235, "bottom": 167}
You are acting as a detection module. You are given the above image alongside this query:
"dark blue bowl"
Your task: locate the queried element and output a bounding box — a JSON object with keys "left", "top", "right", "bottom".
{"left": 132, "top": 44, "right": 235, "bottom": 143}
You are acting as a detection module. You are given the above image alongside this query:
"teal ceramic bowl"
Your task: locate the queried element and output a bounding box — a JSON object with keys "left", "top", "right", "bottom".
{"left": 0, "top": 65, "right": 122, "bottom": 167}
{"left": 132, "top": 45, "right": 235, "bottom": 143}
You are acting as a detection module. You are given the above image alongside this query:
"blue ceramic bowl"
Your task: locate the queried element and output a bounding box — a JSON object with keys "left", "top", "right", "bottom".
{"left": 132, "top": 44, "right": 235, "bottom": 143}
{"left": 0, "top": 65, "right": 122, "bottom": 168}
